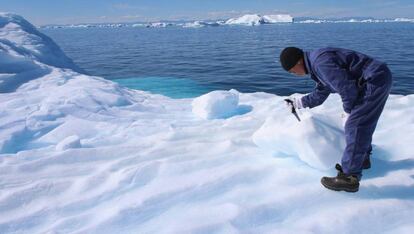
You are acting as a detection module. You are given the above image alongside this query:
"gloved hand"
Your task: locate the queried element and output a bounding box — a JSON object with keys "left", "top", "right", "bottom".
{"left": 284, "top": 97, "right": 303, "bottom": 109}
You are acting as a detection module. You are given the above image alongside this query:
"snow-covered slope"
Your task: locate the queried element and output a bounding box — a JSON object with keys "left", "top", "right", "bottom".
{"left": 1, "top": 13, "right": 414, "bottom": 234}
{"left": 0, "top": 13, "right": 81, "bottom": 93}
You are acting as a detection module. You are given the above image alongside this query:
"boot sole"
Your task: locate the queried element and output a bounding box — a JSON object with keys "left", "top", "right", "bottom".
{"left": 321, "top": 180, "right": 359, "bottom": 193}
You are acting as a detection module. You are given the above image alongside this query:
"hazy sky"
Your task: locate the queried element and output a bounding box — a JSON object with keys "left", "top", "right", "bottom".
{"left": 1, "top": 0, "right": 413, "bottom": 25}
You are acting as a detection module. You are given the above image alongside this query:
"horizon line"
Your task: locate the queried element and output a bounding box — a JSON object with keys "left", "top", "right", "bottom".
{"left": 35, "top": 15, "right": 414, "bottom": 27}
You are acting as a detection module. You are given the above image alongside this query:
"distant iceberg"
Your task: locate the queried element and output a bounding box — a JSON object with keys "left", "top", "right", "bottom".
{"left": 183, "top": 21, "right": 220, "bottom": 28}
{"left": 262, "top": 14, "right": 294, "bottom": 23}
{"left": 295, "top": 17, "right": 414, "bottom": 24}
{"left": 394, "top": 18, "right": 414, "bottom": 23}
{"left": 132, "top": 23, "right": 145, "bottom": 27}
{"left": 145, "top": 22, "right": 174, "bottom": 28}
{"left": 38, "top": 15, "right": 414, "bottom": 30}
{"left": 225, "top": 14, "right": 265, "bottom": 26}
{"left": 42, "top": 23, "right": 130, "bottom": 29}
{"left": 225, "top": 14, "right": 293, "bottom": 26}
{"left": 43, "top": 24, "right": 97, "bottom": 29}
{"left": 297, "top": 19, "right": 327, "bottom": 24}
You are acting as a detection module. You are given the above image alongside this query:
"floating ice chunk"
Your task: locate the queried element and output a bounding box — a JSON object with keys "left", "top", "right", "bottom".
{"left": 262, "top": 14, "right": 293, "bottom": 23}
{"left": 252, "top": 109, "right": 345, "bottom": 170}
{"left": 56, "top": 135, "right": 81, "bottom": 151}
{"left": 297, "top": 19, "right": 327, "bottom": 24}
{"left": 226, "top": 14, "right": 265, "bottom": 26}
{"left": 226, "top": 14, "right": 293, "bottom": 26}
{"left": 183, "top": 21, "right": 220, "bottom": 28}
{"left": 132, "top": 23, "right": 145, "bottom": 27}
{"left": 145, "top": 22, "right": 174, "bottom": 28}
{"left": 394, "top": 18, "right": 414, "bottom": 23}
{"left": 192, "top": 90, "right": 244, "bottom": 119}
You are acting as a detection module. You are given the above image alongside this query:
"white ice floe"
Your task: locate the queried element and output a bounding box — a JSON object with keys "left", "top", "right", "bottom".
{"left": 296, "top": 18, "right": 414, "bottom": 24}
{"left": 262, "top": 14, "right": 294, "bottom": 23}
{"left": 226, "top": 14, "right": 265, "bottom": 26}
{"left": 132, "top": 23, "right": 145, "bottom": 27}
{"left": 183, "top": 21, "right": 220, "bottom": 28}
{"left": 225, "top": 14, "right": 293, "bottom": 26}
{"left": 1, "top": 12, "right": 414, "bottom": 234}
{"left": 297, "top": 19, "right": 327, "bottom": 24}
{"left": 394, "top": 18, "right": 414, "bottom": 23}
{"left": 145, "top": 22, "right": 174, "bottom": 28}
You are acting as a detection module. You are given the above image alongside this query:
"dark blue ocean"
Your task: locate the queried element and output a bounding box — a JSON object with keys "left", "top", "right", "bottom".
{"left": 42, "top": 23, "right": 414, "bottom": 98}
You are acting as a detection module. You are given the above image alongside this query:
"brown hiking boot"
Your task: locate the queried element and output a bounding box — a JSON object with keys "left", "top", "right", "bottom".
{"left": 321, "top": 164, "right": 360, "bottom": 193}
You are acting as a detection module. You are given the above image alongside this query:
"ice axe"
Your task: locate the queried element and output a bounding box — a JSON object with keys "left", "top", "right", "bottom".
{"left": 284, "top": 99, "right": 301, "bottom": 122}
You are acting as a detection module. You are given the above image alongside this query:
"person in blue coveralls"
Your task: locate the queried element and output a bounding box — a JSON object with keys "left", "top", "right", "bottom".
{"left": 280, "top": 47, "right": 392, "bottom": 192}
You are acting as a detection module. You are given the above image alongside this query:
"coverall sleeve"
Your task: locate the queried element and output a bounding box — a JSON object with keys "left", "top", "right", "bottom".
{"left": 314, "top": 54, "right": 360, "bottom": 114}
{"left": 301, "top": 83, "right": 331, "bottom": 109}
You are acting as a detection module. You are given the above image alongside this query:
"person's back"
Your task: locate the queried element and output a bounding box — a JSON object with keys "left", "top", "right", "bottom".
{"left": 307, "top": 47, "right": 388, "bottom": 86}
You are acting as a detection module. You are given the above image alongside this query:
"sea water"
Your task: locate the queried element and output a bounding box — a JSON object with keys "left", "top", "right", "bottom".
{"left": 42, "top": 23, "right": 414, "bottom": 98}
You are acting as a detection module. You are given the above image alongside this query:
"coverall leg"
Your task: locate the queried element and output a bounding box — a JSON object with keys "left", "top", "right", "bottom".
{"left": 341, "top": 64, "right": 393, "bottom": 177}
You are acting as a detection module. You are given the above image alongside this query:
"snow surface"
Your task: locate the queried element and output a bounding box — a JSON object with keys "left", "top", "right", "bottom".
{"left": 56, "top": 135, "right": 81, "bottom": 151}
{"left": 253, "top": 111, "right": 346, "bottom": 170}
{"left": 1, "top": 13, "right": 414, "bottom": 234}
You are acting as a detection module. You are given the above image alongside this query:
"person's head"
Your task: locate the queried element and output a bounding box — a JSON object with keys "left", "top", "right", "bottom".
{"left": 280, "top": 47, "right": 307, "bottom": 76}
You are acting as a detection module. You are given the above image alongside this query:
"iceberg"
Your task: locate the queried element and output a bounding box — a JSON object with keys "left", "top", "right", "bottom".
{"left": 132, "top": 23, "right": 145, "bottom": 27}
{"left": 297, "top": 19, "right": 327, "bottom": 24}
{"left": 295, "top": 17, "right": 414, "bottom": 24}
{"left": 262, "top": 14, "right": 294, "bottom": 23}
{"left": 145, "top": 22, "right": 174, "bottom": 28}
{"left": 225, "top": 14, "right": 265, "bottom": 26}
{"left": 41, "top": 23, "right": 129, "bottom": 29}
{"left": 225, "top": 14, "right": 293, "bottom": 26}
{"left": 183, "top": 21, "right": 220, "bottom": 28}
{"left": 1, "top": 12, "right": 414, "bottom": 234}
{"left": 394, "top": 18, "right": 414, "bottom": 23}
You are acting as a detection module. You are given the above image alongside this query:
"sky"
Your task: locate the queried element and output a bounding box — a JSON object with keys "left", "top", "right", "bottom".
{"left": 1, "top": 0, "right": 413, "bottom": 25}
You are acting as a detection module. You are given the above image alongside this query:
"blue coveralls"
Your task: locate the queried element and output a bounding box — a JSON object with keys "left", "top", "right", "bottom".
{"left": 301, "top": 48, "right": 392, "bottom": 177}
